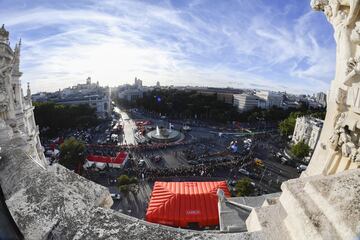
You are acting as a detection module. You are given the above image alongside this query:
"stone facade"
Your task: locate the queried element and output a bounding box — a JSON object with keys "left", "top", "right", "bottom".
{"left": 292, "top": 116, "right": 323, "bottom": 150}
{"left": 0, "top": 24, "right": 46, "bottom": 168}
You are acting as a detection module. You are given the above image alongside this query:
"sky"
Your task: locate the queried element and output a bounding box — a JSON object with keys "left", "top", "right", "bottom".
{"left": 0, "top": 0, "right": 335, "bottom": 94}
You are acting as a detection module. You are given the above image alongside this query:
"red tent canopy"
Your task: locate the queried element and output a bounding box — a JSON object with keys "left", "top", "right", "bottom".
{"left": 146, "top": 181, "right": 231, "bottom": 228}
{"left": 87, "top": 151, "right": 128, "bottom": 164}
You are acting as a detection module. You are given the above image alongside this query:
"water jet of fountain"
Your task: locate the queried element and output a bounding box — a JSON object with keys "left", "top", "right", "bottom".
{"left": 156, "top": 126, "right": 160, "bottom": 136}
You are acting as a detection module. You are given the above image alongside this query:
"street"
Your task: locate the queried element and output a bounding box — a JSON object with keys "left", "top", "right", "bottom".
{"left": 114, "top": 106, "right": 137, "bottom": 145}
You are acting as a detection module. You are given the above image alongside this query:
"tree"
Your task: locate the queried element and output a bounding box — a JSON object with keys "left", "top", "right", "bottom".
{"left": 279, "top": 118, "right": 295, "bottom": 136}
{"left": 235, "top": 178, "right": 254, "bottom": 197}
{"left": 310, "top": 111, "right": 326, "bottom": 120}
{"left": 278, "top": 112, "right": 301, "bottom": 136}
{"left": 117, "top": 175, "right": 139, "bottom": 194}
{"left": 291, "top": 141, "right": 310, "bottom": 159}
{"left": 33, "top": 102, "right": 99, "bottom": 137}
{"left": 59, "top": 137, "right": 85, "bottom": 171}
{"left": 119, "top": 89, "right": 240, "bottom": 123}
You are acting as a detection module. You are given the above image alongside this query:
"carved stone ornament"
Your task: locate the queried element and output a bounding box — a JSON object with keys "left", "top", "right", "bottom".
{"left": 350, "top": 21, "right": 360, "bottom": 44}
{"left": 336, "top": 87, "right": 348, "bottom": 105}
{"left": 344, "top": 21, "right": 360, "bottom": 86}
{"left": 311, "top": 0, "right": 360, "bottom": 27}
{"left": 0, "top": 57, "right": 13, "bottom": 79}
{"left": 344, "top": 57, "right": 360, "bottom": 86}
{"left": 0, "top": 58, "right": 10, "bottom": 113}
{"left": 329, "top": 112, "right": 360, "bottom": 162}
{"left": 310, "top": 0, "right": 329, "bottom": 11}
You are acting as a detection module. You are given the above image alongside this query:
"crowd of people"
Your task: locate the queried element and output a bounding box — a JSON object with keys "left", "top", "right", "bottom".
{"left": 123, "top": 148, "right": 257, "bottom": 182}
{"left": 85, "top": 138, "right": 209, "bottom": 158}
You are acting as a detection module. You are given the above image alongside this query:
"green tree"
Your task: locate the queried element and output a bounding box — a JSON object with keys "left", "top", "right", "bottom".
{"left": 118, "top": 175, "right": 131, "bottom": 185}
{"left": 310, "top": 111, "right": 326, "bottom": 120}
{"left": 118, "top": 89, "right": 240, "bottom": 123}
{"left": 279, "top": 118, "right": 295, "bottom": 136}
{"left": 33, "top": 102, "right": 99, "bottom": 137}
{"left": 117, "top": 175, "right": 139, "bottom": 194}
{"left": 278, "top": 112, "right": 301, "bottom": 136}
{"left": 291, "top": 141, "right": 310, "bottom": 159}
{"left": 235, "top": 178, "right": 254, "bottom": 197}
{"left": 59, "top": 137, "right": 85, "bottom": 171}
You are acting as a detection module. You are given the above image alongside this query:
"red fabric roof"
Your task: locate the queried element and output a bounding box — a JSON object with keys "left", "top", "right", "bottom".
{"left": 146, "top": 181, "right": 230, "bottom": 228}
{"left": 87, "top": 152, "right": 128, "bottom": 164}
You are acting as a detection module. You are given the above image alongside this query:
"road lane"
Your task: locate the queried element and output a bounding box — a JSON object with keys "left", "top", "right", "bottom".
{"left": 114, "top": 106, "right": 137, "bottom": 145}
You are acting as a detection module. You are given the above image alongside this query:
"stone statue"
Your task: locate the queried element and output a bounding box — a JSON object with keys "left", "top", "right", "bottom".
{"left": 352, "top": 147, "right": 360, "bottom": 161}
{"left": 329, "top": 113, "right": 346, "bottom": 148}
{"left": 344, "top": 22, "right": 360, "bottom": 85}
{"left": 0, "top": 58, "right": 13, "bottom": 79}
{"left": 350, "top": 21, "right": 360, "bottom": 43}
{"left": 312, "top": 0, "right": 360, "bottom": 86}
{"left": 306, "top": 0, "right": 360, "bottom": 175}
{"left": 311, "top": 0, "right": 360, "bottom": 26}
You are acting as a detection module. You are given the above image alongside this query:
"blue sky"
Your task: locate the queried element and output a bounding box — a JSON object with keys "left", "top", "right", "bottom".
{"left": 0, "top": 0, "right": 335, "bottom": 94}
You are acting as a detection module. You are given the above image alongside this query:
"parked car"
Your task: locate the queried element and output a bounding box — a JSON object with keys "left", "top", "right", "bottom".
{"left": 151, "top": 155, "right": 163, "bottom": 163}
{"left": 297, "top": 164, "right": 307, "bottom": 173}
{"left": 228, "top": 180, "right": 237, "bottom": 187}
{"left": 139, "top": 159, "right": 146, "bottom": 167}
{"left": 182, "top": 125, "right": 192, "bottom": 131}
{"left": 238, "top": 168, "right": 250, "bottom": 176}
{"left": 188, "top": 160, "right": 199, "bottom": 165}
{"left": 110, "top": 193, "right": 121, "bottom": 200}
{"left": 109, "top": 178, "right": 117, "bottom": 184}
{"left": 280, "top": 157, "right": 288, "bottom": 164}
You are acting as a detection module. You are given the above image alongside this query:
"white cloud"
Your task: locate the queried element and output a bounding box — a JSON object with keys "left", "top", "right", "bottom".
{"left": 0, "top": 0, "right": 335, "bottom": 94}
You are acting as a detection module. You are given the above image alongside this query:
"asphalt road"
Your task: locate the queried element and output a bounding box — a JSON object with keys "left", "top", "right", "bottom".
{"left": 114, "top": 106, "right": 137, "bottom": 145}
{"left": 110, "top": 182, "right": 152, "bottom": 219}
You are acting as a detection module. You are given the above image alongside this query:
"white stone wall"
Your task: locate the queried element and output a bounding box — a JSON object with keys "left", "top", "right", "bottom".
{"left": 233, "top": 94, "right": 260, "bottom": 112}
{"left": 255, "top": 91, "right": 283, "bottom": 109}
{"left": 292, "top": 116, "right": 323, "bottom": 150}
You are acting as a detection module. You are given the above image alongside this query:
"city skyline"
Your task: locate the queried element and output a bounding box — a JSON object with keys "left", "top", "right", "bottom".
{"left": 0, "top": 0, "right": 335, "bottom": 94}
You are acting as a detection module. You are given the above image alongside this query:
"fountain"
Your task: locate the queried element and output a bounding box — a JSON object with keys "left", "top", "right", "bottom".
{"left": 155, "top": 126, "right": 160, "bottom": 136}
{"left": 146, "top": 124, "right": 184, "bottom": 143}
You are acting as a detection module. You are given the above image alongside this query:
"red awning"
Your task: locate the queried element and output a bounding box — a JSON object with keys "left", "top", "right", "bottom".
{"left": 87, "top": 152, "right": 128, "bottom": 164}
{"left": 113, "top": 152, "right": 128, "bottom": 164}
{"left": 146, "top": 181, "right": 231, "bottom": 228}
